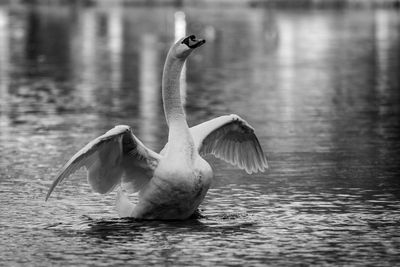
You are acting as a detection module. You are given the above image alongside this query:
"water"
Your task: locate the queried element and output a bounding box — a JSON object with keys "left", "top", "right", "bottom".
{"left": 1, "top": 4, "right": 400, "bottom": 266}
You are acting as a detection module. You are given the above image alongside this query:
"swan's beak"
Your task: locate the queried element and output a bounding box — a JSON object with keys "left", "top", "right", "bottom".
{"left": 181, "top": 35, "right": 206, "bottom": 49}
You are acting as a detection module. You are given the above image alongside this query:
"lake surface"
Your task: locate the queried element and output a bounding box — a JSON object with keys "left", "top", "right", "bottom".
{"left": 0, "top": 4, "right": 400, "bottom": 266}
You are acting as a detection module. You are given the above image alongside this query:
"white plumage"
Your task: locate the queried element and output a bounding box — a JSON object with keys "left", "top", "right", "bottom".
{"left": 46, "top": 35, "right": 268, "bottom": 220}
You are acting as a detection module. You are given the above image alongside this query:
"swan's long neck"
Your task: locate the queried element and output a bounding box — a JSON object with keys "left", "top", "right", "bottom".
{"left": 162, "top": 50, "right": 193, "bottom": 154}
{"left": 162, "top": 52, "right": 186, "bottom": 126}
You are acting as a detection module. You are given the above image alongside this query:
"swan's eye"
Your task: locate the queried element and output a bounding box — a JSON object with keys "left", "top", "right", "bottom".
{"left": 181, "top": 35, "right": 206, "bottom": 49}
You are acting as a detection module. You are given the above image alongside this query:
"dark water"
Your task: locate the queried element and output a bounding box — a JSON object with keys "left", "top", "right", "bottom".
{"left": 0, "top": 4, "right": 400, "bottom": 266}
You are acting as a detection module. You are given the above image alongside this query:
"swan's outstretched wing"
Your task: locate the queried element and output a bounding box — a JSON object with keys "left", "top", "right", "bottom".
{"left": 191, "top": 114, "right": 268, "bottom": 174}
{"left": 45, "top": 125, "right": 160, "bottom": 201}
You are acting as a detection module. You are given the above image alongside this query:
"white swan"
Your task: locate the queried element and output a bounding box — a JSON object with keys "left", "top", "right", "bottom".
{"left": 45, "top": 35, "right": 268, "bottom": 220}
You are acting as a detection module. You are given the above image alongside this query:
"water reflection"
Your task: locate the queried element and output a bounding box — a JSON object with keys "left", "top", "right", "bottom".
{"left": 76, "top": 8, "right": 97, "bottom": 106}
{"left": 107, "top": 5, "right": 123, "bottom": 93}
{"left": 0, "top": 4, "right": 399, "bottom": 266}
{"left": 0, "top": 7, "right": 9, "bottom": 127}
{"left": 139, "top": 34, "right": 160, "bottom": 145}
{"left": 275, "top": 12, "right": 335, "bottom": 153}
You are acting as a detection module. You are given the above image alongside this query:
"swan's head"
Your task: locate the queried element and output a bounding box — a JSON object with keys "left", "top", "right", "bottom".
{"left": 173, "top": 35, "right": 206, "bottom": 59}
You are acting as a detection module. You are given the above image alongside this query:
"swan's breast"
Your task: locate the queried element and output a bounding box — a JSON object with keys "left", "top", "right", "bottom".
{"left": 134, "top": 156, "right": 213, "bottom": 219}
{"left": 153, "top": 156, "right": 212, "bottom": 201}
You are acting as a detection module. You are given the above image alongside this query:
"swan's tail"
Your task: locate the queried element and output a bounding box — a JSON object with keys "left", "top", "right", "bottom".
{"left": 115, "top": 188, "right": 135, "bottom": 217}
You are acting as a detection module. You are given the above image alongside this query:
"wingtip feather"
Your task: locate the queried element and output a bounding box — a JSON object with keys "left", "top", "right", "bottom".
{"left": 45, "top": 171, "right": 66, "bottom": 201}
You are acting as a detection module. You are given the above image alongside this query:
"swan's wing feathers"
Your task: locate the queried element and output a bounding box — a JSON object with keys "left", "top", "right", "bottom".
{"left": 45, "top": 129, "right": 124, "bottom": 201}
{"left": 45, "top": 125, "right": 160, "bottom": 200}
{"left": 120, "top": 134, "right": 160, "bottom": 193}
{"left": 192, "top": 115, "right": 268, "bottom": 174}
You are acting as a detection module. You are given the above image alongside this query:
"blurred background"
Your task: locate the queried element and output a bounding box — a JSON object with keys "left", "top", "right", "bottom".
{"left": 0, "top": 1, "right": 399, "bottom": 266}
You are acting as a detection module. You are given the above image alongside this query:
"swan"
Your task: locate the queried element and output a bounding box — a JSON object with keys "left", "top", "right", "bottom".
{"left": 45, "top": 35, "right": 268, "bottom": 220}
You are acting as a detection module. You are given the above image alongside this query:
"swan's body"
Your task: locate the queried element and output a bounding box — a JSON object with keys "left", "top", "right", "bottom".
{"left": 46, "top": 35, "right": 268, "bottom": 220}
